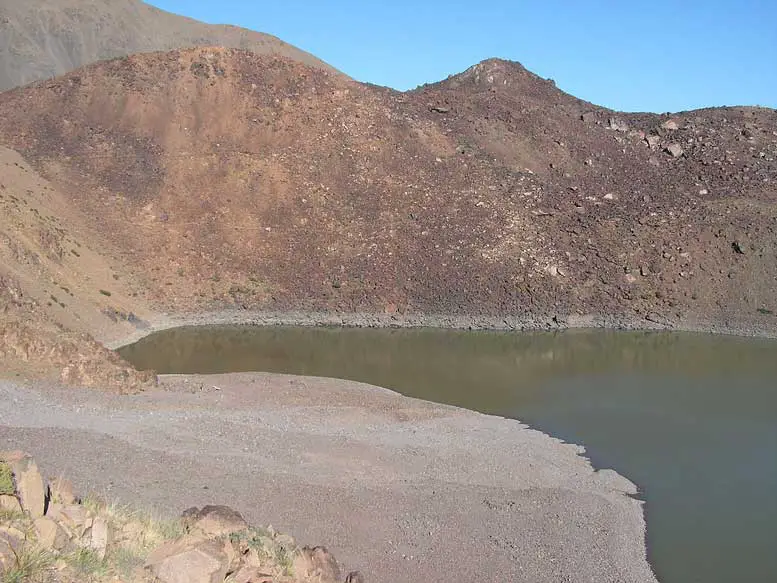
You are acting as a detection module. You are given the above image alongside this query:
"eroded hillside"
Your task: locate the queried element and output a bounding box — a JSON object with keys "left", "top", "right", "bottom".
{"left": 0, "top": 48, "right": 775, "bottom": 380}
{"left": 0, "top": 146, "right": 153, "bottom": 388}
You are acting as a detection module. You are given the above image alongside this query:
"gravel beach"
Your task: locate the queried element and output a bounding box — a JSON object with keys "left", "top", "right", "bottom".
{"left": 0, "top": 373, "right": 657, "bottom": 582}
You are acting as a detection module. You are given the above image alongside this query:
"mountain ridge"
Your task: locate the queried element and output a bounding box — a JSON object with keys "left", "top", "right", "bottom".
{"left": 0, "top": 0, "right": 336, "bottom": 92}
{"left": 0, "top": 46, "right": 775, "bottom": 382}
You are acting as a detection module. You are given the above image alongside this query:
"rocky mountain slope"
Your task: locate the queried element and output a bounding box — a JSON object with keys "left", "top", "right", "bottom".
{"left": 0, "top": 146, "right": 154, "bottom": 389}
{"left": 0, "top": 0, "right": 335, "bottom": 92}
{"left": 0, "top": 47, "right": 775, "bottom": 380}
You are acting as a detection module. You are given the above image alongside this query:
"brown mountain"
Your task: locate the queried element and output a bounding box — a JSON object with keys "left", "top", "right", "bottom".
{"left": 0, "top": 0, "right": 335, "bottom": 92}
{"left": 0, "top": 48, "right": 775, "bottom": 382}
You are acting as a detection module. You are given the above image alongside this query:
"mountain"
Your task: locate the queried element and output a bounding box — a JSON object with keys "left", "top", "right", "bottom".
{"left": 0, "top": 0, "right": 335, "bottom": 92}
{"left": 0, "top": 48, "right": 775, "bottom": 380}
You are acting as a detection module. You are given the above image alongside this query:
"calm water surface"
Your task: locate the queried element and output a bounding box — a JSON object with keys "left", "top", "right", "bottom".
{"left": 120, "top": 326, "right": 777, "bottom": 583}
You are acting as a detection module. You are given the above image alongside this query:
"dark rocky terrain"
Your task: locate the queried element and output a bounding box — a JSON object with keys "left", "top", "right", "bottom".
{"left": 0, "top": 45, "right": 774, "bottom": 382}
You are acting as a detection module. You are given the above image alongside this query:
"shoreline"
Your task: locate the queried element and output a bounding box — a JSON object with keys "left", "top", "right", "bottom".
{"left": 106, "top": 308, "right": 777, "bottom": 349}
{"left": 0, "top": 373, "right": 659, "bottom": 582}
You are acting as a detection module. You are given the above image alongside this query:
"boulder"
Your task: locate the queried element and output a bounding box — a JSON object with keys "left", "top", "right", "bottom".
{"left": 87, "top": 516, "right": 113, "bottom": 559}
{"left": 58, "top": 503, "right": 93, "bottom": 538}
{"left": 0, "top": 495, "right": 21, "bottom": 513}
{"left": 146, "top": 536, "right": 229, "bottom": 583}
{"left": 0, "top": 531, "right": 24, "bottom": 573}
{"left": 0, "top": 452, "right": 46, "bottom": 518}
{"left": 346, "top": 572, "right": 366, "bottom": 583}
{"left": 608, "top": 117, "right": 629, "bottom": 132}
{"left": 183, "top": 505, "right": 248, "bottom": 537}
{"left": 33, "top": 516, "right": 69, "bottom": 551}
{"left": 45, "top": 502, "right": 63, "bottom": 521}
{"left": 48, "top": 476, "right": 77, "bottom": 505}
{"left": 661, "top": 119, "right": 680, "bottom": 131}
{"left": 664, "top": 143, "right": 684, "bottom": 157}
{"left": 0, "top": 526, "right": 25, "bottom": 571}
{"left": 231, "top": 565, "right": 274, "bottom": 583}
{"left": 294, "top": 545, "right": 341, "bottom": 583}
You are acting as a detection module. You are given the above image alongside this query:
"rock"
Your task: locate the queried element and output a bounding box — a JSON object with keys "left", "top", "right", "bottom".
{"left": 645, "top": 135, "right": 661, "bottom": 148}
{"left": 294, "top": 546, "right": 341, "bottom": 583}
{"left": 661, "top": 119, "right": 680, "bottom": 131}
{"left": 645, "top": 312, "right": 670, "bottom": 326}
{"left": 221, "top": 536, "right": 240, "bottom": 574}
{"left": 603, "top": 193, "right": 617, "bottom": 201}
{"left": 0, "top": 452, "right": 46, "bottom": 518}
{"left": 0, "top": 538, "right": 15, "bottom": 573}
{"left": 231, "top": 565, "right": 273, "bottom": 583}
{"left": 0, "top": 526, "right": 25, "bottom": 572}
{"left": 46, "top": 502, "right": 64, "bottom": 521}
{"left": 346, "top": 572, "right": 366, "bottom": 583}
{"left": 581, "top": 111, "right": 597, "bottom": 123}
{"left": 87, "top": 516, "right": 113, "bottom": 559}
{"left": 732, "top": 241, "right": 746, "bottom": 254}
{"left": 0, "top": 527, "right": 25, "bottom": 573}
{"left": 58, "top": 504, "right": 93, "bottom": 538}
{"left": 48, "top": 477, "right": 77, "bottom": 505}
{"left": 0, "top": 495, "right": 21, "bottom": 513}
{"left": 33, "top": 516, "right": 69, "bottom": 551}
{"left": 146, "top": 537, "right": 229, "bottom": 583}
{"left": 664, "top": 143, "right": 684, "bottom": 157}
{"left": 640, "top": 265, "right": 651, "bottom": 276}
{"left": 429, "top": 106, "right": 450, "bottom": 114}
{"left": 183, "top": 505, "right": 248, "bottom": 537}
{"left": 608, "top": 117, "right": 629, "bottom": 132}
{"left": 699, "top": 188, "right": 709, "bottom": 195}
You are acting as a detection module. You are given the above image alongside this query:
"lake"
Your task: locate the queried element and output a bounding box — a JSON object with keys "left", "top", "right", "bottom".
{"left": 119, "top": 326, "right": 777, "bottom": 583}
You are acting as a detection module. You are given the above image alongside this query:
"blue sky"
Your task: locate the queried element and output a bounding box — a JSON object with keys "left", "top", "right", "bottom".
{"left": 148, "top": 0, "right": 776, "bottom": 113}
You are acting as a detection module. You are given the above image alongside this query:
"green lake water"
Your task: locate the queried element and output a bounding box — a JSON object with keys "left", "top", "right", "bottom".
{"left": 119, "top": 326, "right": 777, "bottom": 583}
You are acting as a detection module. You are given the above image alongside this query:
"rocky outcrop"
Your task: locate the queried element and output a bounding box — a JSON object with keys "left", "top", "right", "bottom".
{"left": 0, "top": 274, "right": 157, "bottom": 392}
{"left": 0, "top": 452, "right": 363, "bottom": 583}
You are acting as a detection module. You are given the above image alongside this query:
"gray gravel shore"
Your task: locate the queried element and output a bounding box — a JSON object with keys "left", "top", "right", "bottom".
{"left": 105, "top": 309, "right": 777, "bottom": 350}
{"left": 0, "top": 373, "right": 657, "bottom": 583}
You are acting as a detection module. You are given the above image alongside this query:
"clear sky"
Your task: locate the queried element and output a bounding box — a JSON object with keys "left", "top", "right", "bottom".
{"left": 148, "top": 0, "right": 776, "bottom": 113}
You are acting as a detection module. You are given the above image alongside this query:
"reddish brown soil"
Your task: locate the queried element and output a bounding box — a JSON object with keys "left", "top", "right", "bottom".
{"left": 0, "top": 48, "right": 775, "bottom": 380}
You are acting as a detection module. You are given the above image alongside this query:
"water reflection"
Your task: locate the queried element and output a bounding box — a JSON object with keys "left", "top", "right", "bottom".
{"left": 120, "top": 326, "right": 777, "bottom": 583}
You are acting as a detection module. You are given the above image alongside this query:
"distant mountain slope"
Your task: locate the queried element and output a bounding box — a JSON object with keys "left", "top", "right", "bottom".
{"left": 0, "top": 0, "right": 336, "bottom": 91}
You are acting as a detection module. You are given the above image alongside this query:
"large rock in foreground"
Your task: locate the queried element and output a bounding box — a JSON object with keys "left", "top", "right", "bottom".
{"left": 0, "top": 453, "right": 361, "bottom": 583}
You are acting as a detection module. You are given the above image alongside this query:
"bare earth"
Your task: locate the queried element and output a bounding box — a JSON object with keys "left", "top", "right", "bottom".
{"left": 0, "top": 373, "right": 657, "bottom": 583}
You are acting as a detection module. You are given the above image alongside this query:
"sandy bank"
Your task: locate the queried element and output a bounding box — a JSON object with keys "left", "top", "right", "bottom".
{"left": 0, "top": 373, "right": 657, "bottom": 583}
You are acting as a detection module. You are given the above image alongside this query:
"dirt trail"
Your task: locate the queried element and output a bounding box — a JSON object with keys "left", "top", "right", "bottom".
{"left": 0, "top": 373, "right": 656, "bottom": 583}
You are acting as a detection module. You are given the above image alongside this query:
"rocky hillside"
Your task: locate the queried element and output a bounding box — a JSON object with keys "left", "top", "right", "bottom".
{"left": 0, "top": 0, "right": 335, "bottom": 92}
{"left": 0, "top": 146, "right": 155, "bottom": 389}
{"left": 0, "top": 47, "right": 775, "bottom": 379}
{"left": 0, "top": 451, "right": 362, "bottom": 582}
